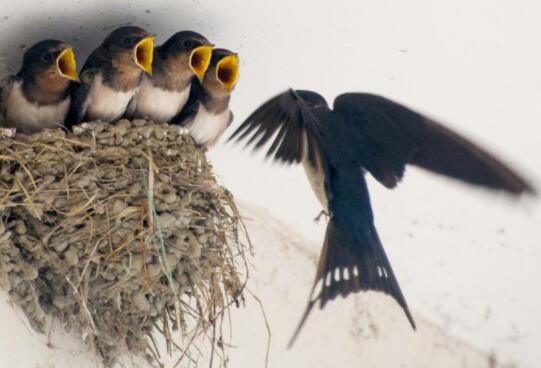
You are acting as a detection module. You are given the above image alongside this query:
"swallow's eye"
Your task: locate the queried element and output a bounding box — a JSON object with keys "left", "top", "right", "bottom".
{"left": 183, "top": 40, "right": 192, "bottom": 48}
{"left": 42, "top": 53, "right": 53, "bottom": 62}
{"left": 122, "top": 37, "right": 133, "bottom": 46}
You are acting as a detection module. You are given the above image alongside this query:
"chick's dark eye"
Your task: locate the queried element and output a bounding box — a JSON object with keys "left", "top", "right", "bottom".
{"left": 123, "top": 37, "right": 132, "bottom": 46}
{"left": 42, "top": 53, "right": 53, "bottom": 62}
{"left": 183, "top": 40, "right": 192, "bottom": 48}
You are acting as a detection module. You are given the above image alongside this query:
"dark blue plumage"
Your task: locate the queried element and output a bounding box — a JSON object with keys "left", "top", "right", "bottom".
{"left": 229, "top": 88, "right": 534, "bottom": 345}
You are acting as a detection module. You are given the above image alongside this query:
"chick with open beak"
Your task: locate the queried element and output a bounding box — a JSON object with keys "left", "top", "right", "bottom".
{"left": 172, "top": 48, "right": 239, "bottom": 147}
{"left": 0, "top": 39, "right": 80, "bottom": 134}
{"left": 65, "top": 26, "right": 155, "bottom": 126}
{"left": 126, "top": 31, "right": 213, "bottom": 122}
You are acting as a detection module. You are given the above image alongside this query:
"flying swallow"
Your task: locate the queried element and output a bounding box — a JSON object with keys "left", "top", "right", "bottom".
{"left": 229, "top": 89, "right": 535, "bottom": 345}
{"left": 172, "top": 48, "right": 239, "bottom": 147}
{"left": 126, "top": 31, "right": 213, "bottom": 122}
{"left": 65, "top": 26, "right": 154, "bottom": 127}
{"left": 0, "top": 40, "right": 79, "bottom": 134}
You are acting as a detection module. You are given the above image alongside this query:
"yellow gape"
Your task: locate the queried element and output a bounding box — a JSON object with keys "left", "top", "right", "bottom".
{"left": 56, "top": 48, "right": 80, "bottom": 82}
{"left": 216, "top": 54, "right": 240, "bottom": 91}
{"left": 189, "top": 45, "right": 213, "bottom": 81}
{"left": 134, "top": 36, "right": 155, "bottom": 75}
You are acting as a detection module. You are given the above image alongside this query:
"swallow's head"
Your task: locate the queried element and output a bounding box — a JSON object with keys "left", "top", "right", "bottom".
{"left": 21, "top": 39, "right": 80, "bottom": 83}
{"left": 160, "top": 31, "right": 213, "bottom": 82}
{"left": 103, "top": 26, "right": 155, "bottom": 75}
{"left": 202, "top": 48, "right": 239, "bottom": 96}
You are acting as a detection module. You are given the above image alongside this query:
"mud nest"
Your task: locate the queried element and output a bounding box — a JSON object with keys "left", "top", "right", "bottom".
{"left": 0, "top": 120, "right": 246, "bottom": 367}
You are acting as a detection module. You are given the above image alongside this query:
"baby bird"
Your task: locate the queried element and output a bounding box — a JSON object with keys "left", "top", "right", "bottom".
{"left": 66, "top": 26, "right": 154, "bottom": 127}
{"left": 0, "top": 40, "right": 79, "bottom": 134}
{"left": 172, "top": 48, "right": 239, "bottom": 147}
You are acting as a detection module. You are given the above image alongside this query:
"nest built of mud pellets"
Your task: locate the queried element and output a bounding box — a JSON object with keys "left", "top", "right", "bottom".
{"left": 0, "top": 120, "right": 246, "bottom": 366}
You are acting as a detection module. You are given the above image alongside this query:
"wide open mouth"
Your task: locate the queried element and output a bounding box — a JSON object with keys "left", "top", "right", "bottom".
{"left": 189, "top": 45, "right": 213, "bottom": 81}
{"left": 134, "top": 36, "right": 155, "bottom": 74}
{"left": 56, "top": 48, "right": 79, "bottom": 82}
{"left": 216, "top": 54, "right": 239, "bottom": 91}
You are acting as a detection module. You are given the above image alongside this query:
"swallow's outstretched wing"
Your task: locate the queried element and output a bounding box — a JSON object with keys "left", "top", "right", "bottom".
{"left": 229, "top": 89, "right": 324, "bottom": 169}
{"left": 333, "top": 93, "right": 534, "bottom": 194}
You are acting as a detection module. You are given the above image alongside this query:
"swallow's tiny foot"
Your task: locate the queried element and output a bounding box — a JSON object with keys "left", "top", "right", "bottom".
{"left": 314, "top": 210, "right": 329, "bottom": 223}
{"left": 0, "top": 128, "right": 16, "bottom": 138}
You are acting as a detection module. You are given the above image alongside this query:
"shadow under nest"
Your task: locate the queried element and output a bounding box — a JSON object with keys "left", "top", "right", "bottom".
{"left": 0, "top": 119, "right": 248, "bottom": 367}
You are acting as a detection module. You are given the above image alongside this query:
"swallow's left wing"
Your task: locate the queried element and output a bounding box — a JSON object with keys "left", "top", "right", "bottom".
{"left": 333, "top": 93, "right": 535, "bottom": 195}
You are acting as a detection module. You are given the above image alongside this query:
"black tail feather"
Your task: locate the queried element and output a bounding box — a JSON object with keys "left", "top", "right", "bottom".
{"left": 288, "top": 219, "right": 415, "bottom": 347}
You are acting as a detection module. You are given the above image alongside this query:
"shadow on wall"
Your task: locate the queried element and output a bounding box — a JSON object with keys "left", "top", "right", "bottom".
{"left": 0, "top": 4, "right": 225, "bottom": 75}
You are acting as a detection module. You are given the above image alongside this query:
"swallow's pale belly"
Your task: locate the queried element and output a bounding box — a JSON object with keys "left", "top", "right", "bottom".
{"left": 5, "top": 81, "right": 69, "bottom": 134}
{"left": 302, "top": 155, "right": 328, "bottom": 210}
{"left": 128, "top": 77, "right": 190, "bottom": 122}
{"left": 188, "top": 104, "right": 230, "bottom": 147}
{"left": 85, "top": 74, "right": 136, "bottom": 122}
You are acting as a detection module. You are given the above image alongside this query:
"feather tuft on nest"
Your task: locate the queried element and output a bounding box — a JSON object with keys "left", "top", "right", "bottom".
{"left": 0, "top": 119, "right": 247, "bottom": 367}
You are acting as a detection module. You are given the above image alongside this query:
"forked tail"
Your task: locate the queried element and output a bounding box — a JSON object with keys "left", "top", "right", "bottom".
{"left": 288, "top": 218, "right": 415, "bottom": 347}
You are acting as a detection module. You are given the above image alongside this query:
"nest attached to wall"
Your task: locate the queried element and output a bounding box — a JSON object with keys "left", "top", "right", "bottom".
{"left": 0, "top": 120, "right": 247, "bottom": 367}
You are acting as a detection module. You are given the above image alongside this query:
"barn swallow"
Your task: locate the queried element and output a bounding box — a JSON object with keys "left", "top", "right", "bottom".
{"left": 229, "top": 89, "right": 535, "bottom": 345}
{"left": 0, "top": 40, "right": 79, "bottom": 134}
{"left": 126, "top": 31, "right": 213, "bottom": 122}
{"left": 172, "top": 48, "right": 239, "bottom": 147}
{"left": 65, "top": 26, "right": 154, "bottom": 127}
